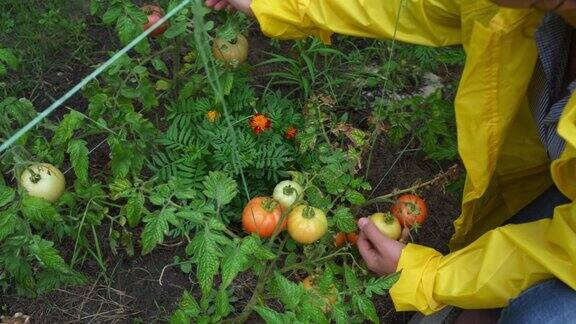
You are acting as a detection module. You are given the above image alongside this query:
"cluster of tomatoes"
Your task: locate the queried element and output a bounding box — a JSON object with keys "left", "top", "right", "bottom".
{"left": 242, "top": 180, "right": 329, "bottom": 244}
{"left": 334, "top": 194, "right": 427, "bottom": 246}
{"left": 142, "top": 4, "right": 248, "bottom": 67}
{"left": 371, "top": 194, "right": 428, "bottom": 240}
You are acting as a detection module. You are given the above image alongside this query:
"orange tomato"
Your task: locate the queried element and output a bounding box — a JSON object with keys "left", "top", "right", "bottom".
{"left": 242, "top": 197, "right": 285, "bottom": 238}
{"left": 333, "top": 232, "right": 346, "bottom": 247}
{"left": 346, "top": 232, "right": 359, "bottom": 245}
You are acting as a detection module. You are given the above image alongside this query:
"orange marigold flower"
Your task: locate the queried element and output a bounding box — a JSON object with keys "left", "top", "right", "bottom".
{"left": 207, "top": 110, "right": 220, "bottom": 122}
{"left": 249, "top": 113, "right": 271, "bottom": 134}
{"left": 285, "top": 126, "right": 297, "bottom": 140}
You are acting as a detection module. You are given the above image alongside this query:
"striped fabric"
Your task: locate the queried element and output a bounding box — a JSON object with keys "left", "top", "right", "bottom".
{"left": 529, "top": 13, "right": 575, "bottom": 160}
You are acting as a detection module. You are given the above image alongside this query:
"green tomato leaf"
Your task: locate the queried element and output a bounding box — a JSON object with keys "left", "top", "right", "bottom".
{"left": 215, "top": 287, "right": 232, "bottom": 319}
{"left": 21, "top": 196, "right": 62, "bottom": 224}
{"left": 52, "top": 111, "right": 84, "bottom": 146}
{"left": 353, "top": 295, "right": 379, "bottom": 323}
{"left": 179, "top": 291, "right": 201, "bottom": 317}
{"left": 0, "top": 48, "right": 18, "bottom": 69}
{"left": 254, "top": 306, "right": 286, "bottom": 324}
{"left": 102, "top": 6, "right": 122, "bottom": 24}
{"left": 343, "top": 265, "right": 360, "bottom": 291}
{"left": 141, "top": 209, "right": 174, "bottom": 254}
{"left": 187, "top": 230, "right": 221, "bottom": 298}
{"left": 151, "top": 58, "right": 169, "bottom": 74}
{"left": 30, "top": 237, "right": 74, "bottom": 274}
{"left": 123, "top": 194, "right": 145, "bottom": 227}
{"left": 0, "top": 184, "right": 15, "bottom": 207}
{"left": 333, "top": 207, "right": 357, "bottom": 233}
{"left": 164, "top": 19, "right": 187, "bottom": 39}
{"left": 202, "top": 171, "right": 238, "bottom": 207}
{"left": 67, "top": 139, "right": 89, "bottom": 183}
{"left": 364, "top": 272, "right": 401, "bottom": 297}
{"left": 345, "top": 190, "right": 366, "bottom": 205}
{"left": 331, "top": 303, "right": 349, "bottom": 324}
{"left": 170, "top": 310, "right": 189, "bottom": 324}
{"left": 299, "top": 300, "right": 328, "bottom": 324}
{"left": 220, "top": 246, "right": 246, "bottom": 289}
{"left": 274, "top": 272, "right": 303, "bottom": 310}
{"left": 0, "top": 211, "right": 17, "bottom": 241}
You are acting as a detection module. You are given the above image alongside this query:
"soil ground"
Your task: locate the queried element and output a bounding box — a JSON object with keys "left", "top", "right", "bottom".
{"left": 2, "top": 16, "right": 462, "bottom": 324}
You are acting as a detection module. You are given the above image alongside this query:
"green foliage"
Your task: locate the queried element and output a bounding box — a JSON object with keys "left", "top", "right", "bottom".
{"left": 1, "top": 0, "right": 459, "bottom": 321}
{"left": 0, "top": 48, "right": 18, "bottom": 77}
{"left": 374, "top": 91, "right": 458, "bottom": 161}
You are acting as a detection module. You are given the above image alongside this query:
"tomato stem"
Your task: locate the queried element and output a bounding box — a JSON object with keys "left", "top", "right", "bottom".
{"left": 260, "top": 198, "right": 279, "bottom": 212}
{"left": 357, "top": 165, "right": 458, "bottom": 210}
{"left": 302, "top": 206, "right": 316, "bottom": 219}
{"left": 282, "top": 185, "right": 296, "bottom": 196}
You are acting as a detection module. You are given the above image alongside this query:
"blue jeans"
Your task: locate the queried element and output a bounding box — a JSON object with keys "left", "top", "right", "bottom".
{"left": 497, "top": 186, "right": 576, "bottom": 324}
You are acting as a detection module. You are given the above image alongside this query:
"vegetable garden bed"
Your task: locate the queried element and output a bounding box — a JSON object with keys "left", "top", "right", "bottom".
{"left": 1, "top": 1, "right": 463, "bottom": 323}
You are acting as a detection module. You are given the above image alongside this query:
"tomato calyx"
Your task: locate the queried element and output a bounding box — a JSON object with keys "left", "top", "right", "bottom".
{"left": 282, "top": 185, "right": 298, "bottom": 196}
{"left": 402, "top": 200, "right": 421, "bottom": 215}
{"left": 28, "top": 171, "right": 42, "bottom": 183}
{"left": 302, "top": 206, "right": 317, "bottom": 219}
{"left": 260, "top": 198, "right": 280, "bottom": 212}
{"left": 383, "top": 212, "right": 396, "bottom": 224}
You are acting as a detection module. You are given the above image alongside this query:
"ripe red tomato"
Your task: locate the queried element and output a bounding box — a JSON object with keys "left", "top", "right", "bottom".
{"left": 391, "top": 194, "right": 428, "bottom": 227}
{"left": 333, "top": 232, "right": 346, "bottom": 247}
{"left": 141, "top": 4, "right": 168, "bottom": 37}
{"left": 242, "top": 197, "right": 285, "bottom": 238}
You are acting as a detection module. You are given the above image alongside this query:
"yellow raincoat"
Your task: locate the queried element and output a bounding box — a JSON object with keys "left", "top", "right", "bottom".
{"left": 250, "top": 0, "right": 576, "bottom": 314}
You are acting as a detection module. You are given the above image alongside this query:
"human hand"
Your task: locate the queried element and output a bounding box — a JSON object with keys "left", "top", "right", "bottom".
{"left": 357, "top": 217, "right": 408, "bottom": 275}
{"left": 204, "top": 0, "right": 253, "bottom": 16}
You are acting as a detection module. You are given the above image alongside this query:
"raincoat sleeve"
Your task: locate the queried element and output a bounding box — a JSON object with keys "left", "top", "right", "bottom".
{"left": 250, "top": 0, "right": 462, "bottom": 46}
{"left": 390, "top": 201, "right": 576, "bottom": 314}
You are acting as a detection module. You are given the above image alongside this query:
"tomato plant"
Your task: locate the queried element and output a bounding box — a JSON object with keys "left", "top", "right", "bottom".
{"left": 391, "top": 194, "right": 428, "bottom": 227}
{"left": 287, "top": 205, "right": 328, "bottom": 244}
{"left": 369, "top": 212, "right": 402, "bottom": 240}
{"left": 242, "top": 197, "right": 285, "bottom": 238}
